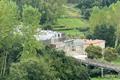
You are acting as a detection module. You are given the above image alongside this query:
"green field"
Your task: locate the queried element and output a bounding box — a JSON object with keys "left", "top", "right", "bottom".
{"left": 56, "top": 18, "right": 87, "bottom": 28}
{"left": 55, "top": 17, "right": 88, "bottom": 37}
{"left": 63, "top": 5, "right": 80, "bottom": 18}
{"left": 59, "top": 29, "right": 85, "bottom": 38}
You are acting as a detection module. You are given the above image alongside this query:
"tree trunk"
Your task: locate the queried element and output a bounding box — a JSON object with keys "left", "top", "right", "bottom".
{"left": 0, "top": 51, "right": 7, "bottom": 77}
{"left": 115, "top": 37, "right": 118, "bottom": 48}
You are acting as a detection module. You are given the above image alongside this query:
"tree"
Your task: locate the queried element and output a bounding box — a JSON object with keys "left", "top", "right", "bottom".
{"left": 77, "top": 0, "right": 118, "bottom": 19}
{"left": 76, "top": 0, "right": 95, "bottom": 19}
{"left": 13, "top": 0, "right": 66, "bottom": 25}
{"left": 85, "top": 45, "right": 102, "bottom": 59}
{"left": 40, "top": 0, "right": 66, "bottom": 24}
{"left": 0, "top": 0, "right": 18, "bottom": 77}
{"left": 6, "top": 58, "right": 57, "bottom": 80}
{"left": 104, "top": 47, "right": 118, "bottom": 62}
{"left": 110, "top": 1, "right": 120, "bottom": 47}
{"left": 16, "top": 5, "right": 43, "bottom": 68}
{"left": 93, "top": 24, "right": 116, "bottom": 47}
{"left": 7, "top": 47, "right": 90, "bottom": 80}
{"left": 0, "top": 0, "right": 42, "bottom": 78}
{"left": 101, "top": 0, "right": 118, "bottom": 7}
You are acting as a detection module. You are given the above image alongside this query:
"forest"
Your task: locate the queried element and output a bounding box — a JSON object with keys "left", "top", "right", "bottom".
{"left": 0, "top": 0, "right": 120, "bottom": 80}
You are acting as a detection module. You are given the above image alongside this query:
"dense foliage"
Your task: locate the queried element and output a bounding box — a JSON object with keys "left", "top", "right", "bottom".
{"left": 93, "top": 24, "right": 116, "bottom": 47}
{"left": 13, "top": 0, "right": 66, "bottom": 25}
{"left": 85, "top": 45, "right": 102, "bottom": 59}
{"left": 104, "top": 47, "right": 118, "bottom": 62}
{"left": 6, "top": 47, "right": 90, "bottom": 80}
{"left": 89, "top": 1, "right": 120, "bottom": 47}
{"left": 77, "top": 0, "right": 118, "bottom": 19}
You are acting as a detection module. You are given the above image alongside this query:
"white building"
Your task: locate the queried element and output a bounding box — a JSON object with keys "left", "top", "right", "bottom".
{"left": 35, "top": 30, "right": 65, "bottom": 44}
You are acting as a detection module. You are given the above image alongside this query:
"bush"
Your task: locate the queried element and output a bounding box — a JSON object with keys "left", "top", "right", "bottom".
{"left": 85, "top": 45, "right": 102, "bottom": 59}
{"left": 116, "top": 44, "right": 120, "bottom": 55}
{"left": 42, "top": 24, "right": 53, "bottom": 30}
{"left": 104, "top": 47, "right": 118, "bottom": 62}
{"left": 77, "top": 27, "right": 89, "bottom": 32}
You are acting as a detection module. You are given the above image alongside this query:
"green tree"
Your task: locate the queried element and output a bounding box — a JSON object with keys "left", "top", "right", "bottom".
{"left": 77, "top": 0, "right": 118, "bottom": 19}
{"left": 101, "top": 0, "right": 118, "bottom": 7}
{"left": 7, "top": 47, "right": 90, "bottom": 80}
{"left": 18, "top": 4, "right": 42, "bottom": 63}
{"left": 0, "top": 0, "right": 42, "bottom": 78}
{"left": 85, "top": 45, "right": 102, "bottom": 59}
{"left": 13, "top": 0, "right": 66, "bottom": 25}
{"left": 93, "top": 24, "right": 116, "bottom": 47}
{"left": 0, "top": 0, "right": 18, "bottom": 77}
{"left": 110, "top": 1, "right": 120, "bottom": 47}
{"left": 7, "top": 58, "right": 57, "bottom": 80}
{"left": 104, "top": 47, "right": 118, "bottom": 62}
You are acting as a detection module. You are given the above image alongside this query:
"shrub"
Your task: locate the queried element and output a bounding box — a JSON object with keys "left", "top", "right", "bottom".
{"left": 116, "top": 44, "right": 120, "bottom": 55}
{"left": 104, "top": 47, "right": 118, "bottom": 62}
{"left": 85, "top": 45, "right": 102, "bottom": 59}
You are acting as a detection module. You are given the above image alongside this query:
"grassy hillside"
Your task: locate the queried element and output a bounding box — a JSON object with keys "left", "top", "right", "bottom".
{"left": 63, "top": 5, "right": 80, "bottom": 18}
{"left": 59, "top": 29, "right": 85, "bottom": 38}
{"left": 54, "top": 4, "right": 89, "bottom": 38}
{"left": 56, "top": 18, "right": 87, "bottom": 28}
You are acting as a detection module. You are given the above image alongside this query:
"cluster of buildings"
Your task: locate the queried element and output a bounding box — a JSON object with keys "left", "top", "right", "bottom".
{"left": 35, "top": 30, "right": 105, "bottom": 60}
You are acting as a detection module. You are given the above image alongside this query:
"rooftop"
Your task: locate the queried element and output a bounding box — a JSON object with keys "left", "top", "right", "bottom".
{"left": 35, "top": 30, "right": 62, "bottom": 41}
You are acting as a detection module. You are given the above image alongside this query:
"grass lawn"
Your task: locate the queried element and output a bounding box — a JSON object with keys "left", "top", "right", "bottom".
{"left": 92, "top": 75, "right": 120, "bottom": 80}
{"left": 92, "top": 77, "right": 120, "bottom": 80}
{"left": 111, "top": 56, "right": 120, "bottom": 66}
{"left": 56, "top": 18, "right": 87, "bottom": 28}
{"left": 59, "top": 29, "right": 85, "bottom": 38}
{"left": 55, "top": 18, "right": 88, "bottom": 37}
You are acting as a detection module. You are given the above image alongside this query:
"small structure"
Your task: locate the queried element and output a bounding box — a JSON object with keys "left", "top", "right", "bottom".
{"left": 35, "top": 30, "right": 65, "bottom": 44}
{"left": 64, "top": 39, "right": 105, "bottom": 53}
{"left": 84, "top": 39, "right": 105, "bottom": 49}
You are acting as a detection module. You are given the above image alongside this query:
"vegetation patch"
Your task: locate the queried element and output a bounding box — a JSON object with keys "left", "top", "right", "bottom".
{"left": 59, "top": 29, "right": 85, "bottom": 38}
{"left": 56, "top": 18, "right": 87, "bottom": 28}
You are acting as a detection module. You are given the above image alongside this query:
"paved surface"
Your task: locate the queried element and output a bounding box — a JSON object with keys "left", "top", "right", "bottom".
{"left": 76, "top": 58, "right": 120, "bottom": 73}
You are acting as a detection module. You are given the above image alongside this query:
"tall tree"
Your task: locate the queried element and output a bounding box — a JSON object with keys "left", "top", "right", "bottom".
{"left": 13, "top": 0, "right": 66, "bottom": 25}
{"left": 77, "top": 0, "right": 118, "bottom": 19}
{"left": 93, "top": 24, "right": 116, "bottom": 47}
{"left": 0, "top": 0, "right": 18, "bottom": 77}
{"left": 0, "top": 0, "right": 42, "bottom": 78}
